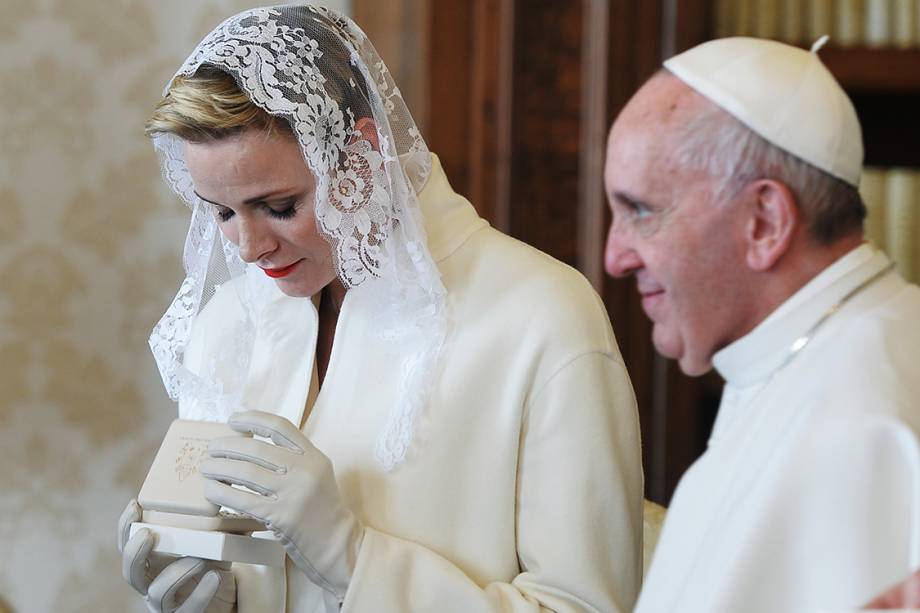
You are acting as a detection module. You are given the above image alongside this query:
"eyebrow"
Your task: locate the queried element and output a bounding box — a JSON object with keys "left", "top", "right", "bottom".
{"left": 194, "top": 190, "right": 297, "bottom": 207}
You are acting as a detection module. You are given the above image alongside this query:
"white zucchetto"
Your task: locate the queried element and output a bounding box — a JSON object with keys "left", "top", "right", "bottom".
{"left": 664, "top": 36, "right": 863, "bottom": 187}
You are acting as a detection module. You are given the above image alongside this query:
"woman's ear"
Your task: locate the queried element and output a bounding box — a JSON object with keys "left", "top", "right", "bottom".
{"left": 744, "top": 179, "right": 798, "bottom": 272}
{"left": 354, "top": 117, "right": 379, "bottom": 151}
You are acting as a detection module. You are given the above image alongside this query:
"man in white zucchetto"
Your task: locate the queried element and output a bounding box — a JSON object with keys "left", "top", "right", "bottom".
{"left": 604, "top": 36, "right": 920, "bottom": 612}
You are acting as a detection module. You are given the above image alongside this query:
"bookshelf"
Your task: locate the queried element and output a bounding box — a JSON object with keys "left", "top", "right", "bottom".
{"left": 820, "top": 47, "right": 920, "bottom": 91}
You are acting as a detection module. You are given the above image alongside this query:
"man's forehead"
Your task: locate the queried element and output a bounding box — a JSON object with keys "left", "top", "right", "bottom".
{"left": 615, "top": 73, "right": 708, "bottom": 135}
{"left": 605, "top": 74, "right": 718, "bottom": 179}
{"left": 605, "top": 76, "right": 717, "bottom": 204}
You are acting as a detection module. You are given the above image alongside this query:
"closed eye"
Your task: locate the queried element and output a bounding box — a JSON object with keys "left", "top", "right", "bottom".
{"left": 264, "top": 197, "right": 299, "bottom": 220}
{"left": 204, "top": 197, "right": 300, "bottom": 223}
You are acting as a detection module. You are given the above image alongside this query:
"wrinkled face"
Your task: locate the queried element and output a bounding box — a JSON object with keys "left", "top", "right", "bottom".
{"left": 603, "top": 75, "right": 750, "bottom": 376}
{"left": 185, "top": 129, "right": 337, "bottom": 298}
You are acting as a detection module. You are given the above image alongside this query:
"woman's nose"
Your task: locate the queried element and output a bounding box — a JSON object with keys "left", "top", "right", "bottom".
{"left": 237, "top": 219, "right": 277, "bottom": 264}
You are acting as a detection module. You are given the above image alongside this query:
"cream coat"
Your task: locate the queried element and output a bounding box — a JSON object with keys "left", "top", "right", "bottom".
{"left": 636, "top": 245, "right": 920, "bottom": 613}
{"left": 181, "top": 156, "right": 643, "bottom": 612}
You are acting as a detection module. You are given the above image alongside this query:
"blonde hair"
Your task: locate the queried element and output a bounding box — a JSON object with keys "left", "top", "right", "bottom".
{"left": 145, "top": 66, "right": 292, "bottom": 142}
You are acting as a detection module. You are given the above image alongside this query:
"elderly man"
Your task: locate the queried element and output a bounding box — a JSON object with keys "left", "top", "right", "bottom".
{"left": 604, "top": 37, "right": 920, "bottom": 612}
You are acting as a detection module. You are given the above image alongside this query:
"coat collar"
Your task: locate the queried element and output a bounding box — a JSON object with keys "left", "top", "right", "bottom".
{"left": 418, "top": 154, "right": 488, "bottom": 262}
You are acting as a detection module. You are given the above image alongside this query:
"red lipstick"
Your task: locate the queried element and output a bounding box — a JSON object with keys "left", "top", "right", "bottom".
{"left": 262, "top": 260, "right": 301, "bottom": 278}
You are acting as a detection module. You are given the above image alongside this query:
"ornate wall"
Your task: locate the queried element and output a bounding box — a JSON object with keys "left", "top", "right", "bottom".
{"left": 0, "top": 1, "right": 348, "bottom": 611}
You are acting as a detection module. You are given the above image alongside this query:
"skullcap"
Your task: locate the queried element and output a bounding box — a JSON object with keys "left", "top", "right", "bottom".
{"left": 664, "top": 36, "right": 863, "bottom": 186}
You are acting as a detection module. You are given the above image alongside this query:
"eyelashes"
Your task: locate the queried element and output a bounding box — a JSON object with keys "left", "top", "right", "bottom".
{"left": 212, "top": 198, "right": 300, "bottom": 223}
{"left": 268, "top": 203, "right": 297, "bottom": 220}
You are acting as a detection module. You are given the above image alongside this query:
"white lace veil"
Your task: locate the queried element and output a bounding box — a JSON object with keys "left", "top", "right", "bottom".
{"left": 148, "top": 5, "right": 447, "bottom": 470}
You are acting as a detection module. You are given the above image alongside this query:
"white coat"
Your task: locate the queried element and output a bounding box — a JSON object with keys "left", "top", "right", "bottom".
{"left": 636, "top": 244, "right": 920, "bottom": 613}
{"left": 181, "top": 155, "right": 643, "bottom": 612}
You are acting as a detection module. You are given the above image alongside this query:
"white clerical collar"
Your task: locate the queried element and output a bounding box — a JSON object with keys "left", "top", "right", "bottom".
{"left": 712, "top": 243, "right": 890, "bottom": 387}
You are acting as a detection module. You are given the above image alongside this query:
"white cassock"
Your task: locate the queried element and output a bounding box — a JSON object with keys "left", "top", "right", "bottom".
{"left": 636, "top": 244, "right": 920, "bottom": 613}
{"left": 181, "top": 155, "right": 643, "bottom": 613}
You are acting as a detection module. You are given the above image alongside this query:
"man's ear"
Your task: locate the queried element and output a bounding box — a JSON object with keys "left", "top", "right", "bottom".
{"left": 354, "top": 116, "right": 379, "bottom": 151}
{"left": 744, "top": 179, "right": 798, "bottom": 271}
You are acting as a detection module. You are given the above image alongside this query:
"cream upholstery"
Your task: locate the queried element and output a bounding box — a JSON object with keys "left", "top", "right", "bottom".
{"left": 643, "top": 499, "right": 667, "bottom": 576}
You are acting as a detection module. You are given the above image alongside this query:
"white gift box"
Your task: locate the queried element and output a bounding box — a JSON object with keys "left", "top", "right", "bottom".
{"left": 129, "top": 522, "right": 285, "bottom": 567}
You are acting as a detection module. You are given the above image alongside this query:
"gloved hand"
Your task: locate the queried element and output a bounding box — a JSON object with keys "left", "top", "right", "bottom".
{"left": 118, "top": 499, "right": 237, "bottom": 613}
{"left": 199, "top": 410, "right": 364, "bottom": 602}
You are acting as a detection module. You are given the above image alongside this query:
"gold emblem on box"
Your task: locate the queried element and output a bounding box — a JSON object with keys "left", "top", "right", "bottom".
{"left": 174, "top": 438, "right": 208, "bottom": 482}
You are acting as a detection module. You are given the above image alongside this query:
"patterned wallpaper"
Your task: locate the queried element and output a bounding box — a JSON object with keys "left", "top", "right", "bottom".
{"left": 0, "top": 1, "right": 348, "bottom": 611}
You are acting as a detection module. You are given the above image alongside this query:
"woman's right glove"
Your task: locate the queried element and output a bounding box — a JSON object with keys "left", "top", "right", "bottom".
{"left": 118, "top": 499, "right": 237, "bottom": 613}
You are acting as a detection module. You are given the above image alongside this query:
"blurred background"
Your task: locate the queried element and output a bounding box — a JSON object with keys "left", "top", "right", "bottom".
{"left": 1, "top": 1, "right": 917, "bottom": 611}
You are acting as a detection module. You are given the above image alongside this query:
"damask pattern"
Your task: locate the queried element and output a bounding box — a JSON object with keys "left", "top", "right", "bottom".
{"left": 0, "top": 422, "right": 87, "bottom": 545}
{"left": 0, "top": 0, "right": 37, "bottom": 39}
{"left": 120, "top": 253, "right": 184, "bottom": 351}
{"left": 52, "top": 0, "right": 158, "bottom": 64}
{"left": 43, "top": 340, "right": 147, "bottom": 445}
{"left": 0, "top": 244, "right": 86, "bottom": 338}
{"left": 0, "top": 57, "right": 96, "bottom": 166}
{"left": 60, "top": 152, "right": 164, "bottom": 258}
{"left": 0, "top": 1, "right": 351, "bottom": 611}
{"left": 0, "top": 190, "right": 24, "bottom": 244}
{"left": 0, "top": 341, "right": 30, "bottom": 419}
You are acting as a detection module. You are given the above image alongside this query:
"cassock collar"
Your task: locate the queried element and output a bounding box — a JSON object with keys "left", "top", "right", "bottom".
{"left": 712, "top": 243, "right": 891, "bottom": 387}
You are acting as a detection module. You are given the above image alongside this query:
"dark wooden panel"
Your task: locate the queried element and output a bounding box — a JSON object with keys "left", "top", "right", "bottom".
{"left": 426, "top": 1, "right": 474, "bottom": 198}
{"left": 576, "top": 0, "right": 612, "bottom": 291}
{"left": 466, "top": 0, "right": 514, "bottom": 231}
{"left": 665, "top": 0, "right": 711, "bottom": 56}
{"left": 507, "top": 0, "right": 584, "bottom": 266}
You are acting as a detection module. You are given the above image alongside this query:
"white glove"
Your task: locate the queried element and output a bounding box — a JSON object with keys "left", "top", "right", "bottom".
{"left": 118, "top": 499, "right": 237, "bottom": 613}
{"left": 199, "top": 410, "right": 364, "bottom": 602}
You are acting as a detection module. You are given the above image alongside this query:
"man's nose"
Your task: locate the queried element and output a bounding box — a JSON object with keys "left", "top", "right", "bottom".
{"left": 604, "top": 223, "right": 641, "bottom": 278}
{"left": 237, "top": 218, "right": 276, "bottom": 264}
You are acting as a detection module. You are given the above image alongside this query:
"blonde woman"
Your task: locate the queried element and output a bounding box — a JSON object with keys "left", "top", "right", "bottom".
{"left": 117, "top": 6, "right": 642, "bottom": 612}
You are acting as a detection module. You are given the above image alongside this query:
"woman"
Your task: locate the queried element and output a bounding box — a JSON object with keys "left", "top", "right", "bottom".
{"left": 118, "top": 5, "right": 642, "bottom": 612}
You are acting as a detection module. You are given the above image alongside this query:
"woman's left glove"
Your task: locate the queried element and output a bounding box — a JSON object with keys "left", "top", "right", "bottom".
{"left": 199, "top": 410, "right": 364, "bottom": 602}
{"left": 118, "top": 500, "right": 237, "bottom": 613}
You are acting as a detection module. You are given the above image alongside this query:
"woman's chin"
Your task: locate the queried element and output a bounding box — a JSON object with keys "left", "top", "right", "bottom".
{"left": 269, "top": 277, "right": 312, "bottom": 298}
{"left": 273, "top": 274, "right": 337, "bottom": 298}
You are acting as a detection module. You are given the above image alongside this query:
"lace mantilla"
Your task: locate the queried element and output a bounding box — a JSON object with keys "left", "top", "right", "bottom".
{"left": 149, "top": 4, "right": 445, "bottom": 470}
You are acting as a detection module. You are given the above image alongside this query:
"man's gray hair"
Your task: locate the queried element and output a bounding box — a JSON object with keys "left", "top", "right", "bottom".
{"left": 670, "top": 86, "right": 866, "bottom": 245}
